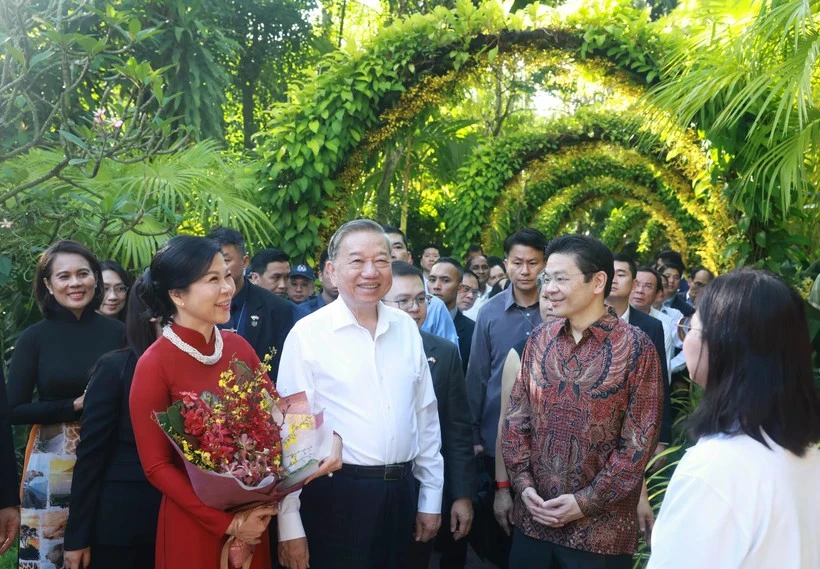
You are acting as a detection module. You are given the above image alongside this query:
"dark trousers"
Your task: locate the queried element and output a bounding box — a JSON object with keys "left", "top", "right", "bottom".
{"left": 300, "top": 468, "right": 417, "bottom": 569}
{"left": 89, "top": 544, "right": 154, "bottom": 569}
{"left": 469, "top": 455, "right": 511, "bottom": 569}
{"left": 407, "top": 501, "right": 468, "bottom": 569}
{"left": 510, "top": 529, "right": 633, "bottom": 569}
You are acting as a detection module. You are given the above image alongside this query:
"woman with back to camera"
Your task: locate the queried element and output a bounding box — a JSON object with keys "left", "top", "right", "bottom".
{"left": 7, "top": 240, "right": 125, "bottom": 569}
{"left": 63, "top": 273, "right": 162, "bottom": 569}
{"left": 98, "top": 260, "right": 134, "bottom": 321}
{"left": 128, "top": 235, "right": 277, "bottom": 569}
{"left": 649, "top": 268, "right": 820, "bottom": 569}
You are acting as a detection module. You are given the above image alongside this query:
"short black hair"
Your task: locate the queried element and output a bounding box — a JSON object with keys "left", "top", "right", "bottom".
{"left": 206, "top": 227, "right": 246, "bottom": 256}
{"left": 464, "top": 244, "right": 484, "bottom": 262}
{"left": 545, "top": 234, "right": 614, "bottom": 297}
{"left": 249, "top": 248, "right": 289, "bottom": 274}
{"left": 487, "top": 255, "right": 504, "bottom": 269}
{"left": 319, "top": 249, "right": 329, "bottom": 271}
{"left": 656, "top": 249, "right": 684, "bottom": 274}
{"left": 503, "top": 228, "right": 548, "bottom": 257}
{"left": 420, "top": 243, "right": 440, "bottom": 254}
{"left": 689, "top": 266, "right": 715, "bottom": 280}
{"left": 613, "top": 253, "right": 637, "bottom": 280}
{"left": 462, "top": 270, "right": 479, "bottom": 285}
{"left": 390, "top": 260, "right": 423, "bottom": 285}
{"left": 636, "top": 266, "right": 664, "bottom": 293}
{"left": 689, "top": 268, "right": 820, "bottom": 456}
{"left": 433, "top": 257, "right": 464, "bottom": 279}
{"left": 381, "top": 225, "right": 407, "bottom": 247}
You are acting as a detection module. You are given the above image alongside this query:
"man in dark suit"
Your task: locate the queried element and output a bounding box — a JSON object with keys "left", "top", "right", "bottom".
{"left": 428, "top": 258, "right": 475, "bottom": 374}
{"left": 385, "top": 261, "right": 474, "bottom": 569}
{"left": 656, "top": 255, "right": 695, "bottom": 317}
{"left": 610, "top": 255, "right": 672, "bottom": 447}
{"left": 0, "top": 368, "right": 21, "bottom": 555}
{"left": 207, "top": 228, "right": 295, "bottom": 382}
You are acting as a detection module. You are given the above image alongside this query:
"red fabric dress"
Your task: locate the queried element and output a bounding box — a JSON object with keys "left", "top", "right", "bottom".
{"left": 130, "top": 324, "right": 273, "bottom": 569}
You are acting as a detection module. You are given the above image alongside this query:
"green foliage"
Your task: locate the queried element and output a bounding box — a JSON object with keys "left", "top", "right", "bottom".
{"left": 255, "top": 0, "right": 559, "bottom": 259}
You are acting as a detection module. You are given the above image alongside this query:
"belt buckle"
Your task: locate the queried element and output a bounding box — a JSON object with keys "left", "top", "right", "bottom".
{"left": 383, "top": 465, "right": 402, "bottom": 481}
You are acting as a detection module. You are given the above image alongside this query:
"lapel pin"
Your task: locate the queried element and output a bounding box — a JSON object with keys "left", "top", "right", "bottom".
{"left": 427, "top": 356, "right": 436, "bottom": 365}
{"left": 251, "top": 315, "right": 259, "bottom": 327}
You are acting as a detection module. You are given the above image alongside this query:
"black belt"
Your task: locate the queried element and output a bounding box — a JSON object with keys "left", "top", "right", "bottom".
{"left": 337, "top": 462, "right": 413, "bottom": 481}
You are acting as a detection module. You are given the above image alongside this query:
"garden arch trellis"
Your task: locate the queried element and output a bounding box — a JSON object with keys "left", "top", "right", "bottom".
{"left": 255, "top": 1, "right": 736, "bottom": 268}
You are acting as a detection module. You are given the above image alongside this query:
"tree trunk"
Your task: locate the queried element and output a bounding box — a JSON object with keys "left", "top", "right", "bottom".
{"left": 241, "top": 79, "right": 255, "bottom": 149}
{"left": 375, "top": 146, "right": 403, "bottom": 224}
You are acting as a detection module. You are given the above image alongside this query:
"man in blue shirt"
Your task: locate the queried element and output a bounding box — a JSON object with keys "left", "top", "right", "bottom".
{"left": 465, "top": 228, "right": 547, "bottom": 569}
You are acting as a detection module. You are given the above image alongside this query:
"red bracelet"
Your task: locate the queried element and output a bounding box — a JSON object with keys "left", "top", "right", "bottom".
{"left": 495, "top": 480, "right": 511, "bottom": 489}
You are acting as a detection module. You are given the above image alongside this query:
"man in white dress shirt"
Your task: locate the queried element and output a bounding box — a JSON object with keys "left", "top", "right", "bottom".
{"left": 276, "top": 219, "right": 444, "bottom": 569}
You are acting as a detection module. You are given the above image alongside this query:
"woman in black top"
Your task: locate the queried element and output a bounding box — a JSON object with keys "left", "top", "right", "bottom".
{"left": 7, "top": 240, "right": 124, "bottom": 569}
{"left": 64, "top": 273, "right": 162, "bottom": 569}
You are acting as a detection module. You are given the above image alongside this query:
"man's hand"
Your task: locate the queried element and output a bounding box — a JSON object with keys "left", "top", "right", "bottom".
{"left": 449, "top": 498, "right": 473, "bottom": 541}
{"left": 520, "top": 487, "right": 560, "bottom": 527}
{"left": 64, "top": 547, "right": 91, "bottom": 569}
{"left": 493, "top": 488, "right": 514, "bottom": 536}
{"left": 305, "top": 433, "right": 343, "bottom": 485}
{"left": 637, "top": 480, "right": 654, "bottom": 544}
{"left": 278, "top": 537, "right": 309, "bottom": 569}
{"left": 0, "top": 506, "right": 20, "bottom": 555}
{"left": 541, "top": 494, "right": 584, "bottom": 527}
{"left": 413, "top": 512, "right": 441, "bottom": 543}
{"left": 473, "top": 444, "right": 484, "bottom": 456}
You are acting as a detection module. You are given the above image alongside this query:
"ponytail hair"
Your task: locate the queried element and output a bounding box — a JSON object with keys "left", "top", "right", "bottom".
{"left": 136, "top": 236, "right": 222, "bottom": 326}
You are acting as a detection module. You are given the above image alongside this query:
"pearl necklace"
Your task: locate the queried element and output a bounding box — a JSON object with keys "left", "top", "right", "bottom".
{"left": 162, "top": 325, "right": 223, "bottom": 366}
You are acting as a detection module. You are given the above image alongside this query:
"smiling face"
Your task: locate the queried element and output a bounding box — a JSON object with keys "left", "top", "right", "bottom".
{"left": 543, "top": 253, "right": 604, "bottom": 320}
{"left": 327, "top": 230, "right": 392, "bottom": 313}
{"left": 505, "top": 246, "right": 546, "bottom": 295}
{"left": 44, "top": 253, "right": 98, "bottom": 318}
{"left": 170, "top": 253, "right": 236, "bottom": 331}
{"left": 100, "top": 269, "right": 127, "bottom": 317}
{"left": 428, "top": 262, "right": 460, "bottom": 310}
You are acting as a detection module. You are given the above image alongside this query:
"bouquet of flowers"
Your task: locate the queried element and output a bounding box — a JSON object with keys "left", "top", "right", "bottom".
{"left": 155, "top": 353, "right": 331, "bottom": 569}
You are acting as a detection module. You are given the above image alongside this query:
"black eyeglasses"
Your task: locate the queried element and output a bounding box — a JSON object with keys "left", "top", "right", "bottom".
{"left": 104, "top": 285, "right": 129, "bottom": 296}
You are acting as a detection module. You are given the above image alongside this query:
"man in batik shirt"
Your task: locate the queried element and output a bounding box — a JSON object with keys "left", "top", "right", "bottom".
{"left": 502, "top": 234, "right": 663, "bottom": 569}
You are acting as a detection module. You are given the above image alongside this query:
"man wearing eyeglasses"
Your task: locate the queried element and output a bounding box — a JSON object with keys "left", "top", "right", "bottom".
{"left": 502, "top": 235, "right": 662, "bottom": 569}
{"left": 428, "top": 258, "right": 475, "bottom": 374}
{"left": 384, "top": 261, "right": 474, "bottom": 569}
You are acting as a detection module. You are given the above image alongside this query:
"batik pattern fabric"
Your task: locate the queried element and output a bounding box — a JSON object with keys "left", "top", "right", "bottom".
{"left": 502, "top": 309, "right": 662, "bottom": 555}
{"left": 18, "top": 422, "right": 81, "bottom": 569}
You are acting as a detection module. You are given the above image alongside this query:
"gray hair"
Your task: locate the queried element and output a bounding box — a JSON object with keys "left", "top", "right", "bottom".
{"left": 327, "top": 219, "right": 391, "bottom": 261}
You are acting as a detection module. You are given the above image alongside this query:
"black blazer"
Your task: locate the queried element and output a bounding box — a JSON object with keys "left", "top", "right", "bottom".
{"left": 0, "top": 367, "right": 19, "bottom": 509}
{"left": 420, "top": 332, "right": 474, "bottom": 503}
{"left": 240, "top": 283, "right": 295, "bottom": 383}
{"left": 453, "top": 310, "right": 475, "bottom": 374}
{"left": 64, "top": 350, "right": 161, "bottom": 549}
{"left": 628, "top": 308, "right": 672, "bottom": 445}
{"left": 670, "top": 293, "right": 695, "bottom": 317}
